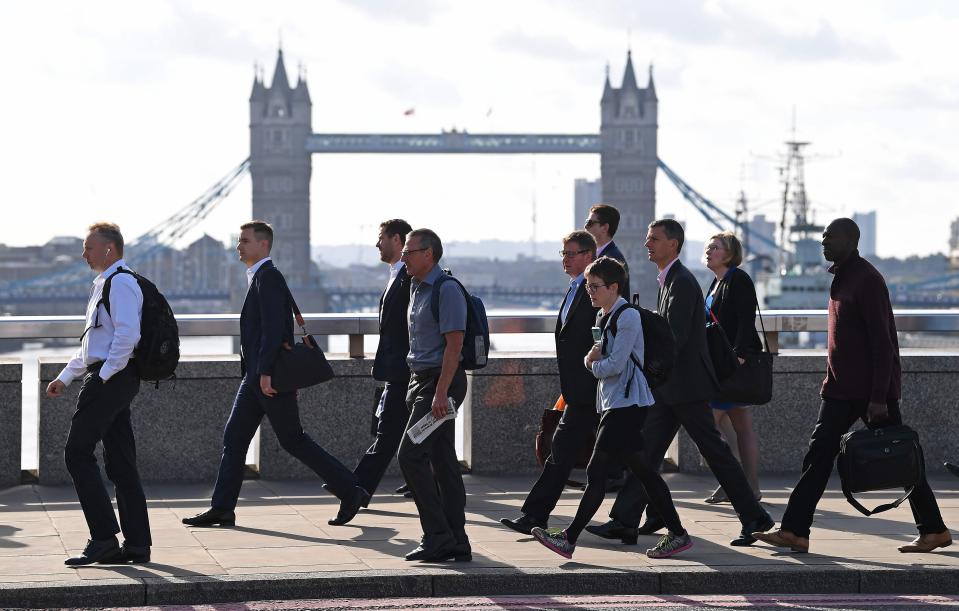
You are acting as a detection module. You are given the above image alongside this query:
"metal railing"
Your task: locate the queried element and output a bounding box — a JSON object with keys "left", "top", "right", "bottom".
{"left": 2, "top": 310, "right": 958, "bottom": 357}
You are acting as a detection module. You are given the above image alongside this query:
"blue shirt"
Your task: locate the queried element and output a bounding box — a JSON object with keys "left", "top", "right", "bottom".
{"left": 560, "top": 273, "right": 585, "bottom": 326}
{"left": 407, "top": 265, "right": 467, "bottom": 371}
{"left": 591, "top": 297, "right": 655, "bottom": 411}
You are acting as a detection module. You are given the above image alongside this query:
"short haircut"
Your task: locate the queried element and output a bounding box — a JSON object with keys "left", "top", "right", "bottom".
{"left": 240, "top": 220, "right": 274, "bottom": 250}
{"left": 830, "top": 217, "right": 860, "bottom": 245}
{"left": 649, "top": 218, "right": 685, "bottom": 253}
{"left": 563, "top": 230, "right": 597, "bottom": 257}
{"left": 585, "top": 256, "right": 626, "bottom": 292}
{"left": 709, "top": 230, "right": 744, "bottom": 267}
{"left": 380, "top": 219, "right": 413, "bottom": 245}
{"left": 408, "top": 228, "right": 443, "bottom": 262}
{"left": 87, "top": 222, "right": 124, "bottom": 256}
{"left": 589, "top": 204, "right": 621, "bottom": 237}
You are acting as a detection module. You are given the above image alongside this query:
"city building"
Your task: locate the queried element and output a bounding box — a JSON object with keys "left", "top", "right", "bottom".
{"left": 852, "top": 211, "right": 877, "bottom": 257}
{"left": 573, "top": 178, "right": 602, "bottom": 229}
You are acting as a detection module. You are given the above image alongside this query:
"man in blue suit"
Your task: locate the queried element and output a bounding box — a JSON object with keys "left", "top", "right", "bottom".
{"left": 329, "top": 219, "right": 413, "bottom": 525}
{"left": 183, "top": 220, "right": 368, "bottom": 528}
{"left": 585, "top": 204, "right": 630, "bottom": 298}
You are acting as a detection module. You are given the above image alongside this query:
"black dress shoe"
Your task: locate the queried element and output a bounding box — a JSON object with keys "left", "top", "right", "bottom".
{"left": 108, "top": 543, "right": 151, "bottom": 564}
{"left": 65, "top": 538, "right": 120, "bottom": 566}
{"left": 328, "top": 486, "right": 371, "bottom": 526}
{"left": 636, "top": 514, "right": 666, "bottom": 536}
{"left": 731, "top": 512, "right": 775, "bottom": 547}
{"left": 499, "top": 514, "right": 546, "bottom": 535}
{"left": 182, "top": 508, "right": 236, "bottom": 527}
{"left": 395, "top": 483, "right": 410, "bottom": 494}
{"left": 405, "top": 534, "right": 456, "bottom": 561}
{"left": 946, "top": 462, "right": 959, "bottom": 478}
{"left": 585, "top": 519, "right": 638, "bottom": 544}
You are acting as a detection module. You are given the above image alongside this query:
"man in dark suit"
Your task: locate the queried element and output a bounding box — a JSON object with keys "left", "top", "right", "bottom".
{"left": 183, "top": 220, "right": 368, "bottom": 528}
{"left": 500, "top": 230, "right": 599, "bottom": 535}
{"left": 585, "top": 204, "right": 630, "bottom": 298}
{"left": 328, "top": 219, "right": 414, "bottom": 525}
{"left": 588, "top": 219, "right": 774, "bottom": 546}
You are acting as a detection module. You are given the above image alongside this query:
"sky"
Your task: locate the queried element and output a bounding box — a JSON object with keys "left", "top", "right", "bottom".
{"left": 1, "top": 0, "right": 957, "bottom": 259}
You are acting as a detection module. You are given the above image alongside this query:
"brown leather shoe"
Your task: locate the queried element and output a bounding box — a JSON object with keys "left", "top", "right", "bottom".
{"left": 751, "top": 529, "right": 809, "bottom": 553}
{"left": 898, "top": 531, "right": 952, "bottom": 553}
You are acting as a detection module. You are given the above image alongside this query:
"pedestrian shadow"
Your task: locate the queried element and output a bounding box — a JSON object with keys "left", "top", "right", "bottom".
{"left": 72, "top": 562, "right": 211, "bottom": 578}
{"left": 0, "top": 525, "right": 26, "bottom": 549}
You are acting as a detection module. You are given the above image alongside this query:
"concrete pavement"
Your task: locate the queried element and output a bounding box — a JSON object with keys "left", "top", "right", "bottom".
{"left": 1, "top": 473, "right": 958, "bottom": 607}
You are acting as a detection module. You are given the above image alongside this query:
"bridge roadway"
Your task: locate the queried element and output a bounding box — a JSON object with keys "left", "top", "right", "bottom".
{"left": 0, "top": 474, "right": 957, "bottom": 607}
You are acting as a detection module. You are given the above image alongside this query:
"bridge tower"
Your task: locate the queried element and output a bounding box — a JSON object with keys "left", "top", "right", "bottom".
{"left": 600, "top": 51, "right": 658, "bottom": 304}
{"left": 249, "top": 48, "right": 313, "bottom": 288}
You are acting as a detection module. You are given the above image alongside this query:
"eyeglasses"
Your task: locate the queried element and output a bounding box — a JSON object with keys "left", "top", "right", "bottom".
{"left": 559, "top": 249, "right": 590, "bottom": 258}
{"left": 585, "top": 283, "right": 608, "bottom": 293}
{"left": 584, "top": 218, "right": 602, "bottom": 228}
{"left": 400, "top": 248, "right": 428, "bottom": 258}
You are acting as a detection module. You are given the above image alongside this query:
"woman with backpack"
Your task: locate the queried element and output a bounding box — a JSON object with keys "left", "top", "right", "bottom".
{"left": 531, "top": 256, "right": 693, "bottom": 560}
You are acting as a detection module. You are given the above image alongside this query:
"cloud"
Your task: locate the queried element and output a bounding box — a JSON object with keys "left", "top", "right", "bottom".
{"left": 341, "top": 0, "right": 441, "bottom": 24}
{"left": 495, "top": 30, "right": 593, "bottom": 61}
{"left": 887, "top": 153, "right": 957, "bottom": 183}
{"left": 375, "top": 65, "right": 462, "bottom": 107}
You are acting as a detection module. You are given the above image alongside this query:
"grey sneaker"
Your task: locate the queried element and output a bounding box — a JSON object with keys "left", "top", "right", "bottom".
{"left": 646, "top": 531, "right": 693, "bottom": 559}
{"left": 531, "top": 527, "right": 575, "bottom": 559}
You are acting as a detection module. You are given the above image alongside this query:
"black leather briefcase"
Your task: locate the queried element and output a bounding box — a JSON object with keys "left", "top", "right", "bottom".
{"left": 270, "top": 290, "right": 335, "bottom": 392}
{"left": 837, "top": 424, "right": 925, "bottom": 516}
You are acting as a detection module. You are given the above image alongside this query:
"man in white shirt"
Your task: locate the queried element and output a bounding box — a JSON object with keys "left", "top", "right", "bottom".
{"left": 46, "top": 222, "right": 151, "bottom": 566}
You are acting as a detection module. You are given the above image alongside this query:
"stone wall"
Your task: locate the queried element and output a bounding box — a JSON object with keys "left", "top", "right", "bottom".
{"left": 0, "top": 360, "right": 21, "bottom": 487}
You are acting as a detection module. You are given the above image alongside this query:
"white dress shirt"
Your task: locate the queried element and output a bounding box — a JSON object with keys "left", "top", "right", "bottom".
{"left": 385, "top": 260, "right": 405, "bottom": 293}
{"left": 57, "top": 259, "right": 144, "bottom": 385}
{"left": 246, "top": 256, "right": 272, "bottom": 287}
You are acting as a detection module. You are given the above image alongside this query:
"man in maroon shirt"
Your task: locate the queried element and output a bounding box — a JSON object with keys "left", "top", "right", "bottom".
{"left": 754, "top": 218, "right": 951, "bottom": 554}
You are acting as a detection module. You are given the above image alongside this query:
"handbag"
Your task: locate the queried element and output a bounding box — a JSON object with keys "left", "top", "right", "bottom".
{"left": 534, "top": 395, "right": 593, "bottom": 482}
{"left": 837, "top": 424, "right": 924, "bottom": 516}
{"left": 712, "top": 304, "right": 774, "bottom": 405}
{"left": 706, "top": 309, "right": 739, "bottom": 382}
{"left": 270, "top": 290, "right": 335, "bottom": 392}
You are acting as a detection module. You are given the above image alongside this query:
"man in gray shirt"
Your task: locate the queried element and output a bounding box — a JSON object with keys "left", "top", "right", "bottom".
{"left": 397, "top": 228, "right": 471, "bottom": 563}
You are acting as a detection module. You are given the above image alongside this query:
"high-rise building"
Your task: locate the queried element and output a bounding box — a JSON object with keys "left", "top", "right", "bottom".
{"left": 852, "top": 211, "right": 877, "bottom": 257}
{"left": 746, "top": 214, "right": 778, "bottom": 259}
{"left": 600, "top": 51, "right": 658, "bottom": 304}
{"left": 950, "top": 217, "right": 959, "bottom": 269}
{"left": 574, "top": 178, "right": 602, "bottom": 230}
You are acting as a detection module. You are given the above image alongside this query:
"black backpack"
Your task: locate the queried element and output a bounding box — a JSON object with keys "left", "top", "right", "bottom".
{"left": 100, "top": 267, "right": 180, "bottom": 386}
{"left": 430, "top": 270, "right": 490, "bottom": 370}
{"left": 602, "top": 295, "right": 675, "bottom": 390}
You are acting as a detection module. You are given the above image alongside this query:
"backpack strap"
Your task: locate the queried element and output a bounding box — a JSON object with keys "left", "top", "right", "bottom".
{"left": 430, "top": 270, "right": 465, "bottom": 322}
{"left": 80, "top": 267, "right": 134, "bottom": 342}
{"left": 602, "top": 302, "right": 644, "bottom": 397}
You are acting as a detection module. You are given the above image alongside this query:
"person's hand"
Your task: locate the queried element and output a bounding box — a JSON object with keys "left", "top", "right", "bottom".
{"left": 738, "top": 357, "right": 745, "bottom": 365}
{"left": 431, "top": 394, "right": 449, "bottom": 419}
{"left": 867, "top": 401, "right": 889, "bottom": 425}
{"left": 586, "top": 344, "right": 602, "bottom": 363}
{"left": 260, "top": 374, "right": 278, "bottom": 398}
{"left": 46, "top": 380, "right": 66, "bottom": 398}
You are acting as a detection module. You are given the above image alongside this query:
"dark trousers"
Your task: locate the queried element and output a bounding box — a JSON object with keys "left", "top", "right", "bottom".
{"left": 397, "top": 367, "right": 468, "bottom": 541}
{"left": 610, "top": 400, "right": 766, "bottom": 527}
{"left": 521, "top": 403, "right": 599, "bottom": 522}
{"left": 781, "top": 398, "right": 947, "bottom": 539}
{"left": 64, "top": 362, "right": 151, "bottom": 546}
{"left": 211, "top": 376, "right": 358, "bottom": 510}
{"left": 567, "top": 407, "right": 684, "bottom": 543}
{"left": 354, "top": 380, "right": 409, "bottom": 499}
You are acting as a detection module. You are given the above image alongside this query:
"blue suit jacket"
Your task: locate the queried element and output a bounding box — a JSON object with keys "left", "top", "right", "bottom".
{"left": 240, "top": 261, "right": 294, "bottom": 378}
{"left": 371, "top": 265, "right": 412, "bottom": 383}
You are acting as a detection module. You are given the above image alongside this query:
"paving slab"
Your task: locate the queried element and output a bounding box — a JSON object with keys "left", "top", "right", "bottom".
{"left": 0, "top": 473, "right": 956, "bottom": 607}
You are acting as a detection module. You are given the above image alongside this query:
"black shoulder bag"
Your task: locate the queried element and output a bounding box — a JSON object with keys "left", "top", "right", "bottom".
{"left": 270, "top": 290, "right": 335, "bottom": 392}
{"left": 837, "top": 424, "right": 924, "bottom": 516}
{"left": 712, "top": 302, "right": 774, "bottom": 405}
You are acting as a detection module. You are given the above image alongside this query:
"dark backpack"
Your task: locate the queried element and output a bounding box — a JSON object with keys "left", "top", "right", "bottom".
{"left": 602, "top": 295, "right": 675, "bottom": 390}
{"left": 430, "top": 270, "right": 490, "bottom": 370}
{"left": 100, "top": 267, "right": 180, "bottom": 386}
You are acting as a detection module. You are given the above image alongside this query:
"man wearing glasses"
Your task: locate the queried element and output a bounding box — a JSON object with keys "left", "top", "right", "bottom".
{"left": 501, "top": 230, "right": 599, "bottom": 535}
{"left": 585, "top": 204, "right": 630, "bottom": 298}
{"left": 396, "top": 228, "right": 472, "bottom": 562}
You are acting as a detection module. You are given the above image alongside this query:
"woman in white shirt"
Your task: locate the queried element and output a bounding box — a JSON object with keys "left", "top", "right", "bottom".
{"left": 532, "top": 257, "right": 692, "bottom": 560}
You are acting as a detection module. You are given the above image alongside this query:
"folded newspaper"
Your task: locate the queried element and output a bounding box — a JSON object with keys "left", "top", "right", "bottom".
{"left": 406, "top": 397, "right": 458, "bottom": 445}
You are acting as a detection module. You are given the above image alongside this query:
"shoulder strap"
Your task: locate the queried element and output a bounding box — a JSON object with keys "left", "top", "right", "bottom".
{"left": 80, "top": 267, "right": 133, "bottom": 342}
{"left": 756, "top": 301, "right": 770, "bottom": 353}
{"left": 430, "top": 271, "right": 464, "bottom": 322}
{"left": 842, "top": 480, "right": 915, "bottom": 516}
